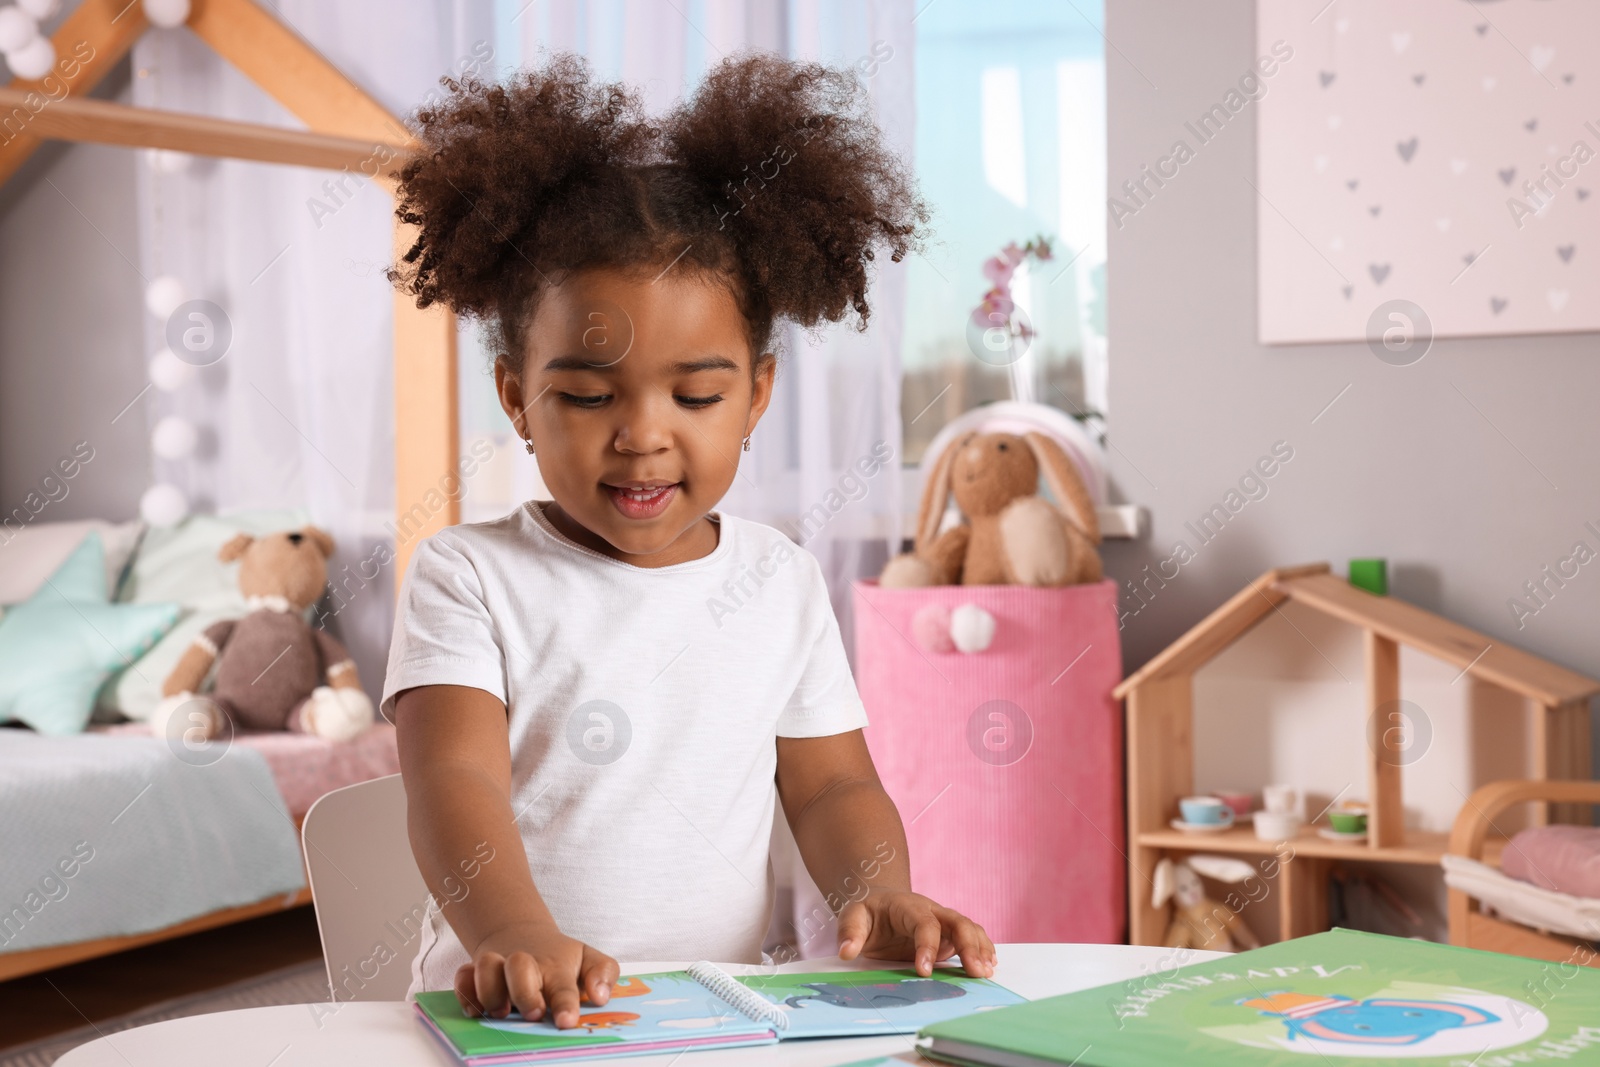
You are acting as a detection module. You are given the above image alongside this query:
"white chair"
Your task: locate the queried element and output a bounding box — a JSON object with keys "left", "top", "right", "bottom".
{"left": 301, "top": 774, "right": 431, "bottom": 1002}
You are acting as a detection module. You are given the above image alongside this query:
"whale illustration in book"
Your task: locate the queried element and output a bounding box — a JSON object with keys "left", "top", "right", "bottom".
{"left": 1241, "top": 991, "right": 1499, "bottom": 1046}
{"left": 785, "top": 979, "right": 967, "bottom": 1011}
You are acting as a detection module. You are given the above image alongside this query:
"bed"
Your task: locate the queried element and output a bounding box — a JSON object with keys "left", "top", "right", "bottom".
{"left": 0, "top": 0, "right": 438, "bottom": 981}
{"left": 0, "top": 510, "right": 402, "bottom": 981}
{"left": 0, "top": 723, "right": 399, "bottom": 981}
{"left": 1445, "top": 778, "right": 1600, "bottom": 966}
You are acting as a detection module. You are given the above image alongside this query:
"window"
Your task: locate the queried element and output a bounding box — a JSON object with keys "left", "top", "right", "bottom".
{"left": 902, "top": 0, "right": 1107, "bottom": 464}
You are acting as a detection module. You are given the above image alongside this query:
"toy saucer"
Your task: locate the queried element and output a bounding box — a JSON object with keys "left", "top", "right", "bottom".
{"left": 1171, "top": 817, "right": 1235, "bottom": 834}
{"left": 1317, "top": 826, "right": 1368, "bottom": 842}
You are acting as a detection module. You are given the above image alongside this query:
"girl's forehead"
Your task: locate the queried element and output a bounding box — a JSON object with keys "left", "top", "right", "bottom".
{"left": 530, "top": 268, "right": 752, "bottom": 370}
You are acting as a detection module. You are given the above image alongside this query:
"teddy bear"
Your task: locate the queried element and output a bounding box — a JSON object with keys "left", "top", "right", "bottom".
{"left": 149, "top": 526, "right": 374, "bottom": 743}
{"left": 879, "top": 429, "right": 1102, "bottom": 588}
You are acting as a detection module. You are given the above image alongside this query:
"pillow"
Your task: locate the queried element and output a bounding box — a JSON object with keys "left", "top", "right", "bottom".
{"left": 1501, "top": 824, "right": 1600, "bottom": 900}
{"left": 96, "top": 509, "right": 313, "bottom": 721}
{"left": 0, "top": 519, "right": 146, "bottom": 605}
{"left": 0, "top": 530, "right": 180, "bottom": 735}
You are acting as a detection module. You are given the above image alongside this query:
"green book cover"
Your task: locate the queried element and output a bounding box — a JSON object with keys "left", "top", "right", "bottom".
{"left": 921, "top": 928, "right": 1600, "bottom": 1067}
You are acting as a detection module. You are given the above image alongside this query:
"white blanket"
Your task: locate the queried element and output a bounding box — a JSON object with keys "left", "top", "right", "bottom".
{"left": 1441, "top": 853, "right": 1600, "bottom": 942}
{"left": 0, "top": 729, "right": 306, "bottom": 953}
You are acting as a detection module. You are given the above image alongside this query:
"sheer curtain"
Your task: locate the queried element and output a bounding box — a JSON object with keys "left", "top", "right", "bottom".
{"left": 512, "top": 0, "right": 916, "bottom": 959}
{"left": 132, "top": 2, "right": 496, "bottom": 706}
{"left": 137, "top": 0, "right": 915, "bottom": 962}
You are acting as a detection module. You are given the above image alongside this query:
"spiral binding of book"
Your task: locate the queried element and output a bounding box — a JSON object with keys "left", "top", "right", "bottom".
{"left": 685, "top": 960, "right": 790, "bottom": 1032}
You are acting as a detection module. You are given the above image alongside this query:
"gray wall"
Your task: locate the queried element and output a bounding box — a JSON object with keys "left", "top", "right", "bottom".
{"left": 1103, "top": 0, "right": 1600, "bottom": 765}
{"left": 1, "top": 65, "right": 148, "bottom": 526}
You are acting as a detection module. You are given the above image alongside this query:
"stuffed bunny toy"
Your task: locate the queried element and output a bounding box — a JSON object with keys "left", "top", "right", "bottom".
{"left": 1152, "top": 855, "right": 1263, "bottom": 953}
{"left": 880, "top": 430, "right": 1102, "bottom": 587}
{"left": 150, "top": 526, "right": 374, "bottom": 743}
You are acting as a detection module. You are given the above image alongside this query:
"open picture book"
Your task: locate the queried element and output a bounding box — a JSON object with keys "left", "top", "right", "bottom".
{"left": 918, "top": 927, "right": 1600, "bottom": 1067}
{"left": 414, "top": 961, "right": 1025, "bottom": 1064}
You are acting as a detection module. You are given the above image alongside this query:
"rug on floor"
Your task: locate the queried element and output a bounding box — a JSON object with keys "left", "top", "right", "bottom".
{"left": 0, "top": 960, "right": 329, "bottom": 1067}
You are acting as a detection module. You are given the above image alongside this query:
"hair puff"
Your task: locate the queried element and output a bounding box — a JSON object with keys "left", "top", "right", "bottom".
{"left": 388, "top": 49, "right": 928, "bottom": 371}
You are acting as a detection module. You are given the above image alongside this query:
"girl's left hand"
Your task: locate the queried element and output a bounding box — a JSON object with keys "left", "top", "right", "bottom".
{"left": 835, "top": 889, "right": 997, "bottom": 978}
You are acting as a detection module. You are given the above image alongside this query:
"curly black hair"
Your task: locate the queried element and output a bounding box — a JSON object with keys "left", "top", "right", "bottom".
{"left": 387, "top": 50, "right": 929, "bottom": 376}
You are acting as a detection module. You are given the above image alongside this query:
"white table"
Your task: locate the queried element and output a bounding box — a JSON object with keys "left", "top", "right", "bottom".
{"left": 58, "top": 944, "right": 1224, "bottom": 1066}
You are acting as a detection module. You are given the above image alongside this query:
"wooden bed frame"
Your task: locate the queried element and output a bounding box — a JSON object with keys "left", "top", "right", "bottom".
{"left": 0, "top": 0, "right": 458, "bottom": 981}
{"left": 1447, "top": 778, "right": 1600, "bottom": 967}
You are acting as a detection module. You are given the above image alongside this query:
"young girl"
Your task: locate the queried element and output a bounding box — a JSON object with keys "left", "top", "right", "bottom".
{"left": 381, "top": 51, "right": 994, "bottom": 1029}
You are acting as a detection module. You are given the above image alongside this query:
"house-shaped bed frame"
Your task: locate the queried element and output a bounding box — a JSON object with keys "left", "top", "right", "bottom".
{"left": 0, "top": 0, "right": 459, "bottom": 979}
{"left": 1114, "top": 562, "right": 1598, "bottom": 948}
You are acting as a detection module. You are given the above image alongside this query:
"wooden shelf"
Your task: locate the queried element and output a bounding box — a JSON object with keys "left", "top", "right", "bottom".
{"left": 1116, "top": 563, "right": 1589, "bottom": 948}
{"left": 1135, "top": 826, "right": 1509, "bottom": 867}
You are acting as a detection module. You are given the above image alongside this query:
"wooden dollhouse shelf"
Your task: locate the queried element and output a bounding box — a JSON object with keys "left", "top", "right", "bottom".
{"left": 1135, "top": 827, "right": 1508, "bottom": 867}
{"left": 1115, "top": 562, "right": 1597, "bottom": 948}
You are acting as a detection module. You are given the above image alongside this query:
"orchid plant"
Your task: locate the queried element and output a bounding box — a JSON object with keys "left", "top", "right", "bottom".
{"left": 971, "top": 234, "right": 1053, "bottom": 343}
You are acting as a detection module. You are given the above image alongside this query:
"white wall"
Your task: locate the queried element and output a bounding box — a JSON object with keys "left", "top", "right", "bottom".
{"left": 1103, "top": 0, "right": 1600, "bottom": 774}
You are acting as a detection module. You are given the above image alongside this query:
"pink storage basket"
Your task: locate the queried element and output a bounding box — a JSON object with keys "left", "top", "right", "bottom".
{"left": 852, "top": 577, "right": 1125, "bottom": 945}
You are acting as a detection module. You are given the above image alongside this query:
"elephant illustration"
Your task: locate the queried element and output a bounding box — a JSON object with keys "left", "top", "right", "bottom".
{"left": 1241, "top": 992, "right": 1499, "bottom": 1046}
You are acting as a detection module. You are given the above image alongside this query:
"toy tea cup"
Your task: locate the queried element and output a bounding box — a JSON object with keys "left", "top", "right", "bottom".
{"left": 1254, "top": 810, "right": 1302, "bottom": 841}
{"left": 1215, "top": 790, "right": 1254, "bottom": 818}
{"left": 1262, "top": 783, "right": 1304, "bottom": 818}
{"left": 1179, "top": 796, "right": 1233, "bottom": 827}
{"left": 1328, "top": 801, "right": 1368, "bottom": 834}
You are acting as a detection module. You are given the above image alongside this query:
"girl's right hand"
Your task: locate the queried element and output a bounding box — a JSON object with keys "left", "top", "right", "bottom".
{"left": 454, "top": 922, "right": 621, "bottom": 1028}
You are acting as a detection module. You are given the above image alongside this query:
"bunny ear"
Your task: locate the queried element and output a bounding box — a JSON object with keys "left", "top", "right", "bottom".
{"left": 1188, "top": 855, "right": 1258, "bottom": 884}
{"left": 914, "top": 431, "right": 974, "bottom": 553}
{"left": 1152, "top": 857, "right": 1176, "bottom": 908}
{"left": 1023, "top": 431, "right": 1100, "bottom": 544}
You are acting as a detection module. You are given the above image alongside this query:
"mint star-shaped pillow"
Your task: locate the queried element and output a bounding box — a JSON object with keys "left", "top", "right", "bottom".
{"left": 0, "top": 530, "right": 180, "bottom": 735}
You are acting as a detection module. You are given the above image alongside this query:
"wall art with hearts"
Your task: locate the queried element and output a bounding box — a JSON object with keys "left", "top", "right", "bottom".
{"left": 1256, "top": 1, "right": 1598, "bottom": 343}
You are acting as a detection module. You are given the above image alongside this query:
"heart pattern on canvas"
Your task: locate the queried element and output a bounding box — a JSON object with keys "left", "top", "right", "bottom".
{"left": 1254, "top": 7, "right": 1591, "bottom": 340}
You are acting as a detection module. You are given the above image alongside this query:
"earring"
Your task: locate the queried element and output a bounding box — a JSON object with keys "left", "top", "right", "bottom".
{"left": 742, "top": 435, "right": 752, "bottom": 452}
{"left": 524, "top": 438, "right": 535, "bottom": 455}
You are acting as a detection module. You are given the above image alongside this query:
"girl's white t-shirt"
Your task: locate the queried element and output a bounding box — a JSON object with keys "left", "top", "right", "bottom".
{"left": 380, "top": 500, "right": 869, "bottom": 996}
